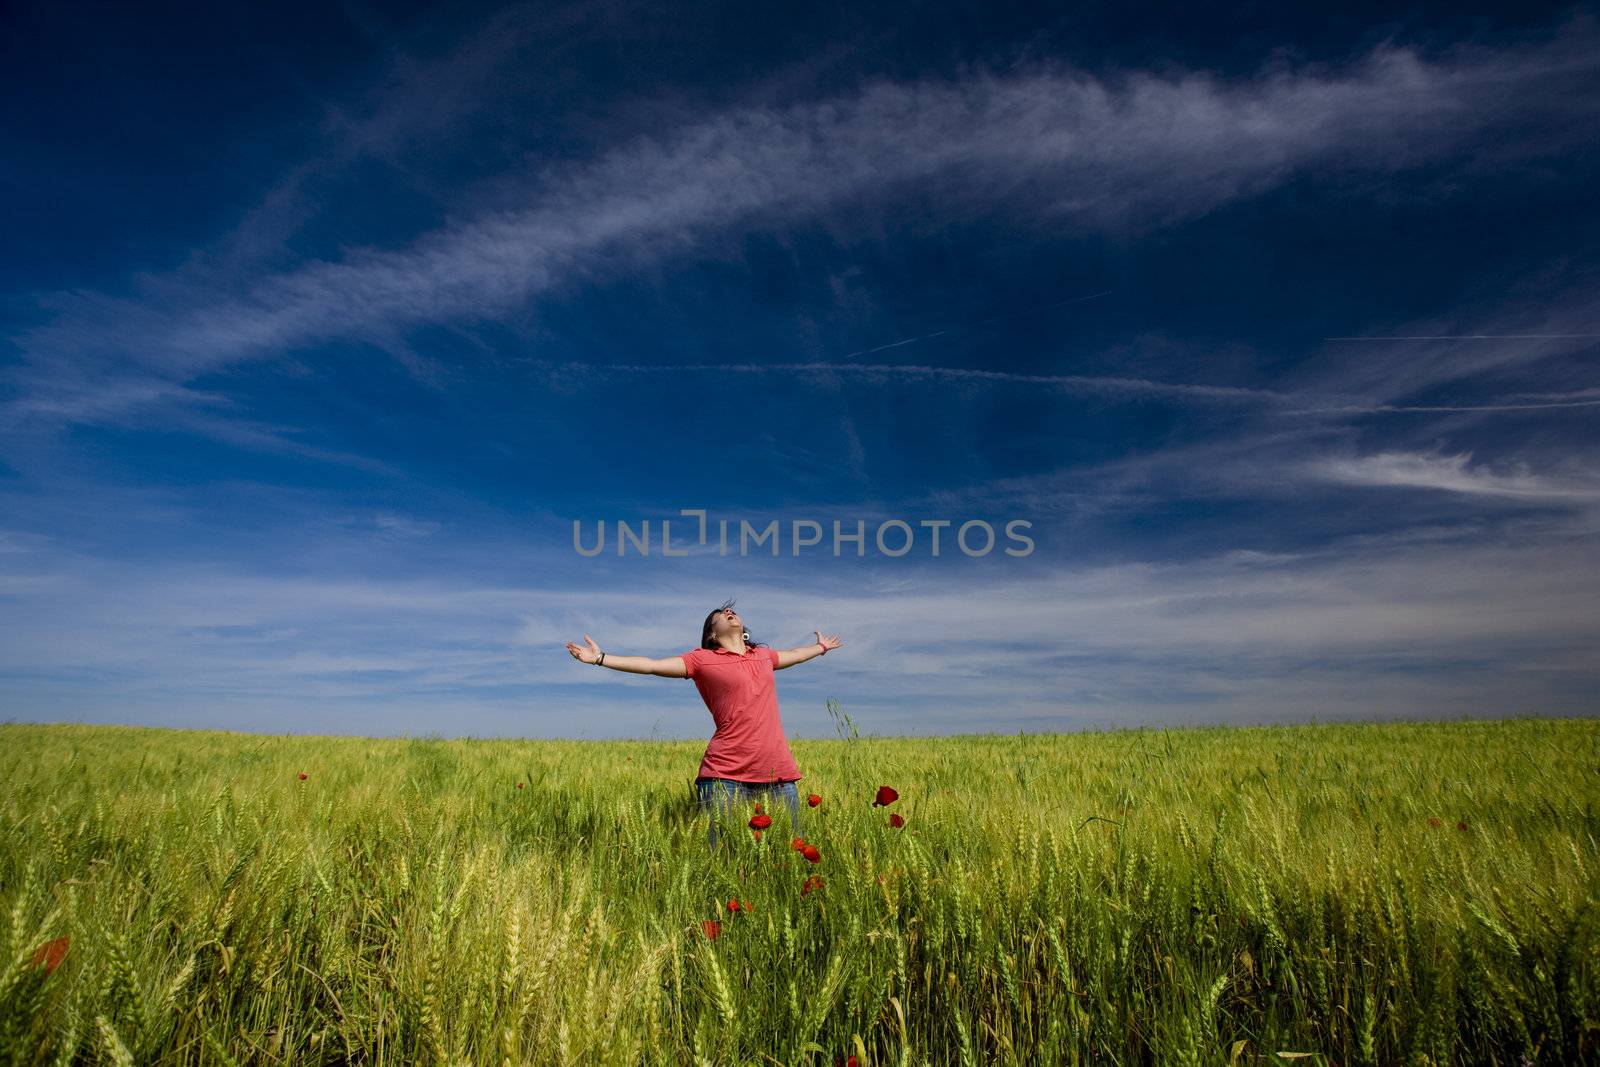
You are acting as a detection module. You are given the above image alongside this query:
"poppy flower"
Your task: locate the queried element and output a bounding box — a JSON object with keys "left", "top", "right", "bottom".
{"left": 749, "top": 813, "right": 773, "bottom": 831}
{"left": 754, "top": 803, "right": 763, "bottom": 814}
{"left": 888, "top": 813, "right": 905, "bottom": 828}
{"left": 791, "top": 837, "right": 807, "bottom": 851}
{"left": 727, "top": 899, "right": 741, "bottom": 913}
{"left": 801, "top": 874, "right": 824, "bottom": 895}
{"left": 516, "top": 782, "right": 524, "bottom": 789}
{"left": 30, "top": 936, "right": 69, "bottom": 975}
{"left": 700, "top": 919, "right": 720, "bottom": 940}
{"left": 1427, "top": 817, "right": 1442, "bottom": 828}
{"left": 1456, "top": 821, "right": 1469, "bottom": 831}
{"left": 801, "top": 844, "right": 821, "bottom": 864}
{"left": 807, "top": 793, "right": 822, "bottom": 808}
{"left": 752, "top": 830, "right": 763, "bottom": 841}
{"left": 297, "top": 772, "right": 308, "bottom": 781}
{"left": 873, "top": 786, "right": 898, "bottom": 807}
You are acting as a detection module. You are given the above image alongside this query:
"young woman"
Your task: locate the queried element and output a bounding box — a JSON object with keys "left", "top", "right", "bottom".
{"left": 564, "top": 598, "right": 842, "bottom": 849}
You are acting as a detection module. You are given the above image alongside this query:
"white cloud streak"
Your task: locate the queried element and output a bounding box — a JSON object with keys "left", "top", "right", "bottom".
{"left": 6, "top": 16, "right": 1598, "bottom": 438}
{"left": 1308, "top": 450, "right": 1600, "bottom": 501}
{"left": 2, "top": 517, "right": 1595, "bottom": 736}
{"left": 589, "top": 360, "right": 1286, "bottom": 403}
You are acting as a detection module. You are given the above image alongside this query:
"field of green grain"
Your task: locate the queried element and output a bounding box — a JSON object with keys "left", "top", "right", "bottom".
{"left": 1, "top": 713, "right": 1597, "bottom": 1065}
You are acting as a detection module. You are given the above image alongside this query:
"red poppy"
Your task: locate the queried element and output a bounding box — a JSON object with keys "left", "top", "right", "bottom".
{"left": 801, "top": 844, "right": 822, "bottom": 864}
{"left": 801, "top": 874, "right": 824, "bottom": 895}
{"left": 700, "top": 919, "right": 720, "bottom": 940}
{"left": 807, "top": 793, "right": 822, "bottom": 808}
{"left": 297, "top": 772, "right": 308, "bottom": 781}
{"left": 754, "top": 803, "right": 763, "bottom": 814}
{"left": 516, "top": 782, "right": 524, "bottom": 789}
{"left": 749, "top": 813, "right": 773, "bottom": 831}
{"left": 888, "top": 813, "right": 905, "bottom": 828}
{"left": 1457, "top": 821, "right": 1469, "bottom": 831}
{"left": 1427, "top": 817, "right": 1442, "bottom": 828}
{"left": 752, "top": 829, "right": 763, "bottom": 841}
{"left": 791, "top": 837, "right": 807, "bottom": 851}
{"left": 727, "top": 899, "right": 742, "bottom": 913}
{"left": 30, "top": 936, "right": 69, "bottom": 975}
{"left": 873, "top": 786, "right": 898, "bottom": 807}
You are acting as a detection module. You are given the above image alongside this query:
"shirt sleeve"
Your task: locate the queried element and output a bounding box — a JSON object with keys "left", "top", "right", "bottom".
{"left": 681, "top": 649, "right": 699, "bottom": 678}
{"left": 766, "top": 646, "right": 780, "bottom": 669}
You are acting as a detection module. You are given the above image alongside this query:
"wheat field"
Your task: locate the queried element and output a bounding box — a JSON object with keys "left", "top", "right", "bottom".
{"left": 1, "top": 712, "right": 1597, "bottom": 1065}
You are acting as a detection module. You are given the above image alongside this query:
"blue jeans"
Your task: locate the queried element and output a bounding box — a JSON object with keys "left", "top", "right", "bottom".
{"left": 696, "top": 777, "right": 802, "bottom": 851}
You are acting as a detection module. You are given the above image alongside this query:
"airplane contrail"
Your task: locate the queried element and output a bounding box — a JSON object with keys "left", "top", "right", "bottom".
{"left": 593, "top": 358, "right": 1277, "bottom": 401}
{"left": 1283, "top": 398, "right": 1600, "bottom": 414}
{"left": 1325, "top": 334, "right": 1600, "bottom": 341}
{"left": 835, "top": 289, "right": 1113, "bottom": 360}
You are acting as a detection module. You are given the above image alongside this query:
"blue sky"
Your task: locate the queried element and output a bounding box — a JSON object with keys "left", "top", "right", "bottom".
{"left": 2, "top": 1, "right": 1598, "bottom": 739}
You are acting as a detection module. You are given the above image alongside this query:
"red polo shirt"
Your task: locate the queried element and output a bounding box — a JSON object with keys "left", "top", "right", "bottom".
{"left": 682, "top": 643, "right": 803, "bottom": 783}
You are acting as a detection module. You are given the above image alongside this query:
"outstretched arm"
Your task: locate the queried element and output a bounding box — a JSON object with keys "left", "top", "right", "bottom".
{"left": 775, "top": 630, "right": 843, "bottom": 670}
{"left": 564, "top": 634, "right": 689, "bottom": 678}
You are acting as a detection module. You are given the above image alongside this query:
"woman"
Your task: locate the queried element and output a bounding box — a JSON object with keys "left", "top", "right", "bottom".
{"left": 565, "top": 598, "right": 842, "bottom": 849}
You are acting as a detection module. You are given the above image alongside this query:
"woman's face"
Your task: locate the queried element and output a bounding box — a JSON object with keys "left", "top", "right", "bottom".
{"left": 712, "top": 607, "right": 743, "bottom": 639}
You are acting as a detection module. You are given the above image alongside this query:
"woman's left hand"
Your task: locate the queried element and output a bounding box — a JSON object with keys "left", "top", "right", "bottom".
{"left": 814, "top": 630, "right": 843, "bottom": 653}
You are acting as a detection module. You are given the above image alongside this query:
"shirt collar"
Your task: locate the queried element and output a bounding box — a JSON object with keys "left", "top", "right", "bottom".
{"left": 709, "top": 644, "right": 754, "bottom": 655}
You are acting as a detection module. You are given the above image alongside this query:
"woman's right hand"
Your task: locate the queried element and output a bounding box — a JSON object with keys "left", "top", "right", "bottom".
{"left": 565, "top": 634, "right": 603, "bottom": 665}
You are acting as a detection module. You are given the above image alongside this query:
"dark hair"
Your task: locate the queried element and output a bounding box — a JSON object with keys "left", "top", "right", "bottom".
{"left": 700, "top": 597, "right": 766, "bottom": 650}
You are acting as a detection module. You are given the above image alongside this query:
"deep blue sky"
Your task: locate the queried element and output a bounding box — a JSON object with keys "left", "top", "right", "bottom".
{"left": 2, "top": 1, "right": 1598, "bottom": 738}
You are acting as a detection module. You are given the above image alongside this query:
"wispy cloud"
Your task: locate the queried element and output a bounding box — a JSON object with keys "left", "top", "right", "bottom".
{"left": 191, "top": 2, "right": 608, "bottom": 285}
{"left": 6, "top": 15, "right": 1598, "bottom": 444}
{"left": 6, "top": 11, "right": 1599, "bottom": 739}
{"left": 2, "top": 514, "right": 1595, "bottom": 735}
{"left": 801, "top": 261, "right": 1600, "bottom": 526}
{"left": 371, "top": 512, "right": 443, "bottom": 539}
{"left": 1283, "top": 279, "right": 1600, "bottom": 412}
{"left": 1309, "top": 450, "right": 1600, "bottom": 502}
